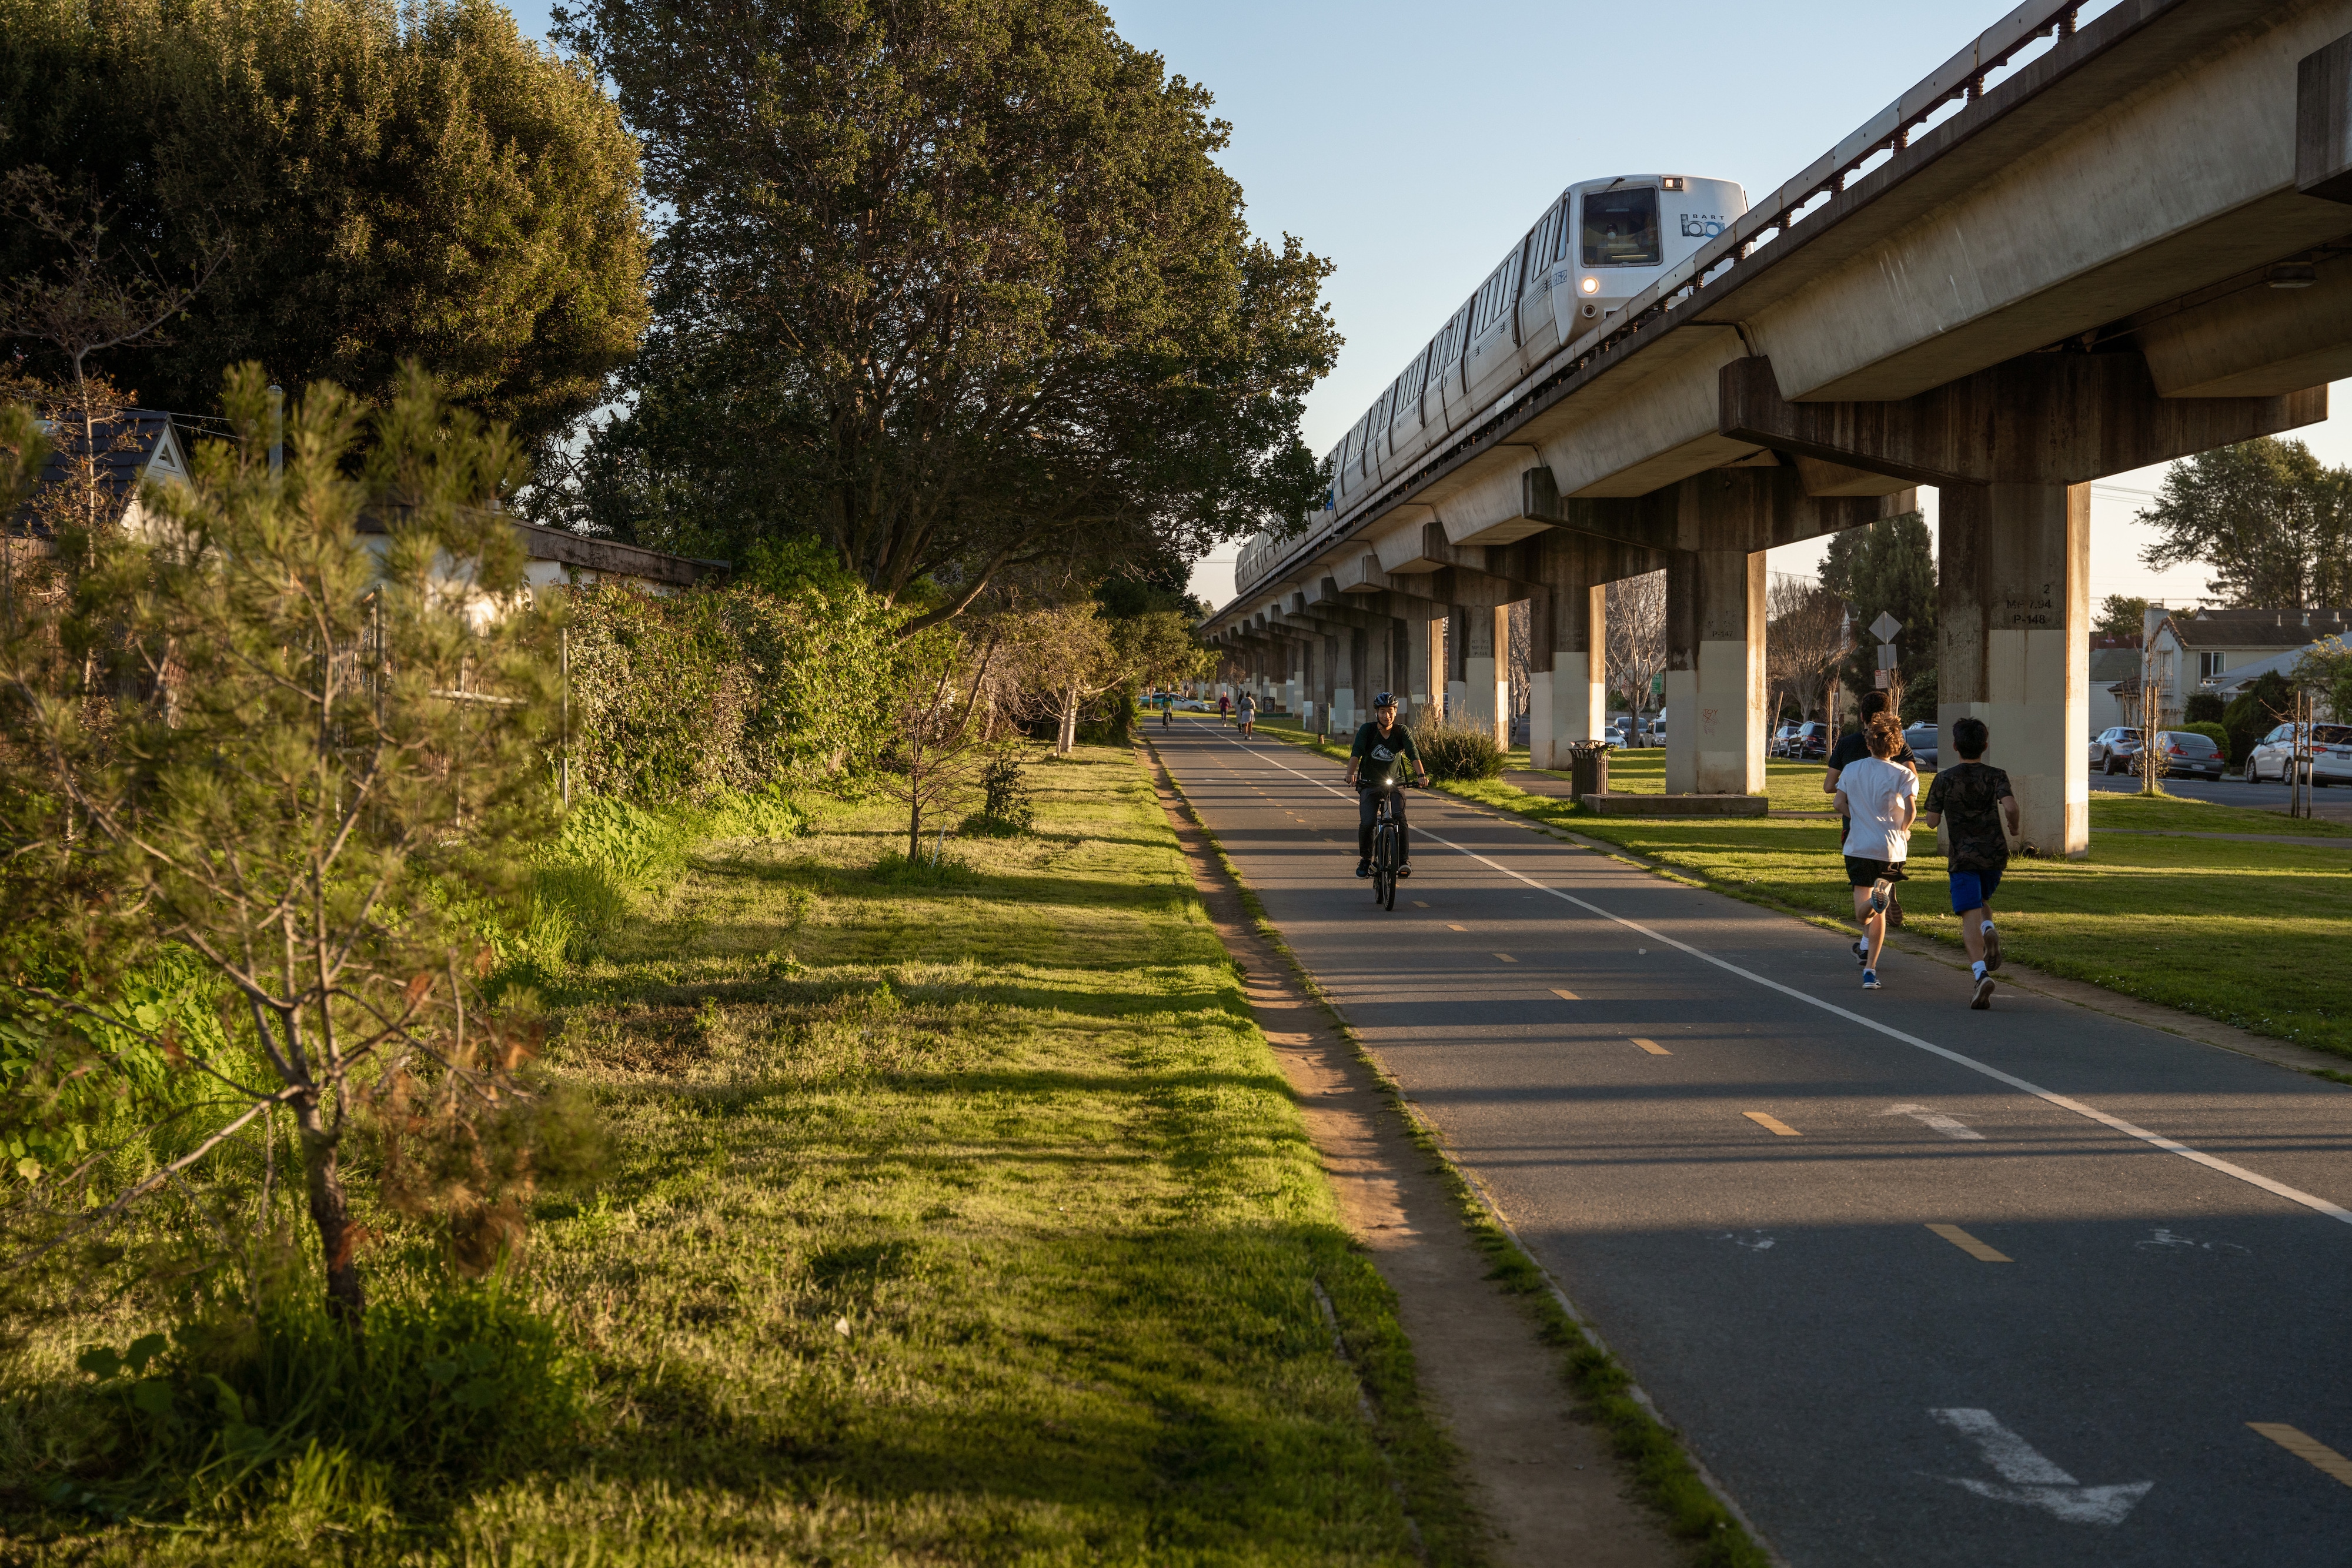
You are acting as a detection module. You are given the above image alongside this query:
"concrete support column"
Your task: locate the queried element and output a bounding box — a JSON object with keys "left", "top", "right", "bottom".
{"left": 1529, "top": 582, "right": 1606, "bottom": 769}
{"left": 1939, "top": 482, "right": 2090, "bottom": 857}
{"left": 1332, "top": 626, "right": 1359, "bottom": 734}
{"left": 1462, "top": 604, "right": 1509, "bottom": 747}
{"left": 1445, "top": 606, "right": 1469, "bottom": 724}
{"left": 1401, "top": 603, "right": 1439, "bottom": 730}
{"left": 1665, "top": 547, "right": 1766, "bottom": 795}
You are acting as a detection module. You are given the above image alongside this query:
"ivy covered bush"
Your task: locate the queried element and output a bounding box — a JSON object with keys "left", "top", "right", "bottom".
{"left": 565, "top": 581, "right": 900, "bottom": 803}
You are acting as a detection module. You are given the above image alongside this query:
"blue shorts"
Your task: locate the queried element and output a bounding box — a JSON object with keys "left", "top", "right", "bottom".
{"left": 1949, "top": 867, "right": 2003, "bottom": 913}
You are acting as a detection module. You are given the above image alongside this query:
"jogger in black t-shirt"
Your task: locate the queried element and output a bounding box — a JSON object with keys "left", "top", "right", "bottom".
{"left": 1920, "top": 715, "right": 2021, "bottom": 1011}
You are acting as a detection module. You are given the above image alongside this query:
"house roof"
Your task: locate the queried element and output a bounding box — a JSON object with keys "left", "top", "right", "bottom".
{"left": 2204, "top": 632, "right": 2352, "bottom": 693}
{"left": 2089, "top": 647, "right": 2141, "bottom": 683}
{"left": 8, "top": 407, "right": 724, "bottom": 589}
{"left": 8, "top": 409, "right": 184, "bottom": 536}
{"left": 2164, "top": 606, "right": 2352, "bottom": 647}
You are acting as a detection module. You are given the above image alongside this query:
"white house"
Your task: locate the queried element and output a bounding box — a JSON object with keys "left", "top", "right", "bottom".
{"left": 11, "top": 407, "right": 722, "bottom": 599}
{"left": 2114, "top": 605, "right": 2352, "bottom": 730}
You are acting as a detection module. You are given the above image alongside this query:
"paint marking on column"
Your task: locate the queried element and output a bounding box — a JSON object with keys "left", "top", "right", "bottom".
{"left": 2248, "top": 1424, "right": 2352, "bottom": 1488}
{"left": 1926, "top": 1223, "right": 2012, "bottom": 1262}
{"left": 1744, "top": 1112, "right": 1802, "bottom": 1137}
{"left": 1631, "top": 1037, "right": 1669, "bottom": 1055}
{"left": 1552, "top": 988, "right": 1581, "bottom": 1002}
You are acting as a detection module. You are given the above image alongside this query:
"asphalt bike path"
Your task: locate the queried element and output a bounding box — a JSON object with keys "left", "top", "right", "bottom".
{"left": 1157, "top": 723, "right": 2352, "bottom": 1568}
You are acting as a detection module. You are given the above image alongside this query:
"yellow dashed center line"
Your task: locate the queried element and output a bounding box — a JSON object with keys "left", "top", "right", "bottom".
{"left": 1551, "top": 987, "right": 1581, "bottom": 1001}
{"left": 1412, "top": 901, "right": 1429, "bottom": 908}
{"left": 1631, "top": 1037, "right": 1668, "bottom": 1054}
{"left": 1446, "top": 923, "right": 1466, "bottom": 931}
{"left": 1495, "top": 952, "right": 1516, "bottom": 963}
{"left": 2249, "top": 1424, "right": 2352, "bottom": 1487}
{"left": 1743, "top": 1111, "right": 1802, "bottom": 1137}
{"left": 1926, "top": 1223, "right": 2013, "bottom": 1262}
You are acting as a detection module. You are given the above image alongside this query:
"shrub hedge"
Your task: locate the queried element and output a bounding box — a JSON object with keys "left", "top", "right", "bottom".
{"left": 564, "top": 582, "right": 899, "bottom": 804}
{"left": 1418, "top": 721, "right": 1506, "bottom": 782}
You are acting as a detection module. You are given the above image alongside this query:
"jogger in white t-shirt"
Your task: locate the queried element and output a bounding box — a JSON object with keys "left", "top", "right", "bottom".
{"left": 1833, "top": 714, "right": 1919, "bottom": 991}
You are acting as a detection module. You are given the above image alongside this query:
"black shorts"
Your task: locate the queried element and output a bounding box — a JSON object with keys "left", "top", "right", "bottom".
{"left": 1845, "top": 855, "right": 1906, "bottom": 888}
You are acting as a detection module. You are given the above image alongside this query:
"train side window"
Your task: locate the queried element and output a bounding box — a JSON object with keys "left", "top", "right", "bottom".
{"left": 1582, "top": 188, "right": 1661, "bottom": 267}
{"left": 1522, "top": 213, "right": 1555, "bottom": 295}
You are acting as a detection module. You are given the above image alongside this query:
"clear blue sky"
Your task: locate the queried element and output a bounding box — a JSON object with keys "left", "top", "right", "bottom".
{"left": 506, "top": 0, "right": 2351, "bottom": 609}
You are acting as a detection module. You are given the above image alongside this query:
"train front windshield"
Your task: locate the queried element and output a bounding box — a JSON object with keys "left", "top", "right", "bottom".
{"left": 1581, "top": 189, "right": 1661, "bottom": 267}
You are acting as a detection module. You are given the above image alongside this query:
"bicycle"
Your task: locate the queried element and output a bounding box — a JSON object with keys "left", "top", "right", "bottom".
{"left": 1367, "top": 773, "right": 1404, "bottom": 911}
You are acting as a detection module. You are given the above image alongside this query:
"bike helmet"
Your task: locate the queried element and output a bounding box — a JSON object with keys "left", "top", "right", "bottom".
{"left": 1373, "top": 691, "right": 1397, "bottom": 708}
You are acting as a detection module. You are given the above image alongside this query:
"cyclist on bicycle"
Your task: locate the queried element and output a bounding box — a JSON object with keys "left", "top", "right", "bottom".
{"left": 1344, "top": 693, "right": 1428, "bottom": 878}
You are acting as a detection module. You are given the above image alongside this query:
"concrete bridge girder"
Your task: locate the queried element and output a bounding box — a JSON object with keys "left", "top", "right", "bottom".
{"left": 1719, "top": 353, "right": 2326, "bottom": 489}
{"left": 1734, "top": 4, "right": 2352, "bottom": 406}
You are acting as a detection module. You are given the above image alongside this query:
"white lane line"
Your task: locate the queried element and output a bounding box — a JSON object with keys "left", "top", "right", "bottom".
{"left": 1887, "top": 1103, "right": 1986, "bottom": 1141}
{"left": 1198, "top": 733, "right": 2352, "bottom": 1229}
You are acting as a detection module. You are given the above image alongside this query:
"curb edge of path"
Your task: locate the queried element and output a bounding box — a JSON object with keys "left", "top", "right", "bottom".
{"left": 1141, "top": 735, "right": 1786, "bottom": 1568}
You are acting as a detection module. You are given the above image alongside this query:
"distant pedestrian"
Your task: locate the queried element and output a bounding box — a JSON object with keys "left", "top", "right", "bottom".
{"left": 1238, "top": 691, "right": 1256, "bottom": 737}
{"left": 1160, "top": 691, "right": 1172, "bottom": 728}
{"left": 1835, "top": 713, "right": 1917, "bottom": 991}
{"left": 1920, "top": 715, "right": 2019, "bottom": 1010}
{"left": 1219, "top": 693, "right": 1231, "bottom": 722}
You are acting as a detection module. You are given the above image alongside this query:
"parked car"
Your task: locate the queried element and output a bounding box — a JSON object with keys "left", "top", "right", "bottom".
{"left": 1901, "top": 722, "right": 1939, "bottom": 770}
{"left": 2244, "top": 722, "right": 2352, "bottom": 785}
{"left": 1769, "top": 724, "right": 1800, "bottom": 757}
{"left": 2090, "top": 726, "right": 2143, "bottom": 775}
{"left": 2150, "top": 729, "right": 2226, "bottom": 780}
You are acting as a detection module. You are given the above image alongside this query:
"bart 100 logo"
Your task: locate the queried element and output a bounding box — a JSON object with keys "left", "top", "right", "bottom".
{"left": 1680, "top": 213, "right": 1728, "bottom": 238}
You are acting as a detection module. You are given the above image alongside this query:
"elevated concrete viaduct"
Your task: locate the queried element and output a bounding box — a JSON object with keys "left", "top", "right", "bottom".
{"left": 1207, "top": 0, "right": 2352, "bottom": 854}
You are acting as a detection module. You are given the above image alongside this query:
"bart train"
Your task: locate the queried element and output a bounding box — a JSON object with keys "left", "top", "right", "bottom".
{"left": 1235, "top": 173, "right": 1749, "bottom": 592}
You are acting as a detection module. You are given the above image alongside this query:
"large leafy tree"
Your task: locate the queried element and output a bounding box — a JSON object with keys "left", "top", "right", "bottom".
{"left": 2137, "top": 437, "right": 2352, "bottom": 609}
{"left": 1821, "top": 510, "right": 1935, "bottom": 704}
{"left": 0, "top": 0, "right": 648, "bottom": 451}
{"left": 546, "top": 0, "right": 1338, "bottom": 627}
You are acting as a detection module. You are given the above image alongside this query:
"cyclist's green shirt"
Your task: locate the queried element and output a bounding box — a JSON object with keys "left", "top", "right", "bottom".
{"left": 1351, "top": 721, "right": 1420, "bottom": 778}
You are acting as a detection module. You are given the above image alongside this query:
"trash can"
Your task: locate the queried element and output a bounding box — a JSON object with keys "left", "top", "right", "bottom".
{"left": 1568, "top": 740, "right": 1613, "bottom": 800}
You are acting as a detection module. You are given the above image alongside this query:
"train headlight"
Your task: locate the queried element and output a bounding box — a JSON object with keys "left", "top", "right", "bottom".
{"left": 1579, "top": 276, "right": 1600, "bottom": 295}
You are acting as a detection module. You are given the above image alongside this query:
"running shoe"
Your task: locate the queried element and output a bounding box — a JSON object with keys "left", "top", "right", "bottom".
{"left": 1862, "top": 969, "right": 1880, "bottom": 990}
{"left": 1971, "top": 974, "right": 1996, "bottom": 1009}
{"left": 1868, "top": 877, "right": 1893, "bottom": 914}
{"left": 1355, "top": 859, "right": 1371, "bottom": 879}
{"left": 1980, "top": 924, "right": 2002, "bottom": 972}
{"left": 1852, "top": 939, "right": 1869, "bottom": 967}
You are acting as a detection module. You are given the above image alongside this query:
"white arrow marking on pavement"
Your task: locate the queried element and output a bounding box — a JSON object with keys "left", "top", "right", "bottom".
{"left": 1208, "top": 733, "right": 2352, "bottom": 1228}
{"left": 1886, "top": 1102, "right": 1985, "bottom": 1140}
{"left": 1928, "top": 1408, "right": 2153, "bottom": 1524}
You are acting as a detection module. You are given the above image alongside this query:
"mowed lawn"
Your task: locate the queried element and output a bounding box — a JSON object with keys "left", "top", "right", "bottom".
{"left": 466, "top": 747, "right": 1475, "bottom": 1565}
